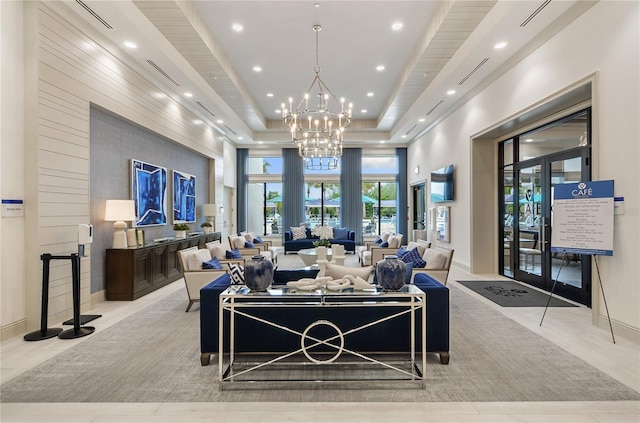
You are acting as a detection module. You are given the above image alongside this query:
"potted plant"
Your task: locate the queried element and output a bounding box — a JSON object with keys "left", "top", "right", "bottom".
{"left": 312, "top": 239, "right": 331, "bottom": 248}
{"left": 200, "top": 222, "right": 213, "bottom": 234}
{"left": 173, "top": 223, "right": 190, "bottom": 239}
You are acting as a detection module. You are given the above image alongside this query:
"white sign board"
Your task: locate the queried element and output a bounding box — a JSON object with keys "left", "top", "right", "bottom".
{"left": 551, "top": 180, "right": 614, "bottom": 256}
{"left": 1, "top": 199, "right": 24, "bottom": 217}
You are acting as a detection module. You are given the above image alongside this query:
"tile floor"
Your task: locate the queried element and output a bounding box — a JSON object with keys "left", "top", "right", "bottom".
{"left": 1, "top": 266, "right": 639, "bottom": 423}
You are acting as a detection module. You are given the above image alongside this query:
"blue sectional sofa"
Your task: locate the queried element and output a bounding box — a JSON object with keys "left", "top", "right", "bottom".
{"left": 283, "top": 227, "right": 356, "bottom": 253}
{"left": 199, "top": 271, "right": 449, "bottom": 365}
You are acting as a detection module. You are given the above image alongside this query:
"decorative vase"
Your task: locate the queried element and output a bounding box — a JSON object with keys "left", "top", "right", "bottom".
{"left": 376, "top": 255, "right": 406, "bottom": 291}
{"left": 244, "top": 255, "right": 274, "bottom": 292}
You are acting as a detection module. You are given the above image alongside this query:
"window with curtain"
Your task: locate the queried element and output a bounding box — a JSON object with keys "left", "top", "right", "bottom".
{"left": 247, "top": 156, "right": 283, "bottom": 236}
{"left": 362, "top": 156, "right": 398, "bottom": 236}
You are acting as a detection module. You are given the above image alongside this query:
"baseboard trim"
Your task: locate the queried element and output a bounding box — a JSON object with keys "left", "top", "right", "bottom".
{"left": 90, "top": 289, "right": 105, "bottom": 308}
{"left": 597, "top": 315, "right": 640, "bottom": 345}
{"left": 1, "top": 319, "right": 27, "bottom": 342}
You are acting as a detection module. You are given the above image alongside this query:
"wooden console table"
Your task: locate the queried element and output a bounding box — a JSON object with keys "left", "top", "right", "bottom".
{"left": 106, "top": 232, "right": 221, "bottom": 300}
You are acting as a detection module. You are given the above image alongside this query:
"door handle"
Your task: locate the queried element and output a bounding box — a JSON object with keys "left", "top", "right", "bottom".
{"left": 540, "top": 217, "right": 548, "bottom": 252}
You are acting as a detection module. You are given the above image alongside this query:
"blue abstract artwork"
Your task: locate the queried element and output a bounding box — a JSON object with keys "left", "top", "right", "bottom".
{"left": 131, "top": 159, "right": 167, "bottom": 227}
{"left": 173, "top": 170, "right": 196, "bottom": 223}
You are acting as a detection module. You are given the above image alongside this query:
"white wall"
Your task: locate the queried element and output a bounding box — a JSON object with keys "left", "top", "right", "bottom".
{"left": 1, "top": 1, "right": 225, "bottom": 337}
{"left": 0, "top": 1, "right": 27, "bottom": 340}
{"left": 408, "top": 1, "right": 640, "bottom": 338}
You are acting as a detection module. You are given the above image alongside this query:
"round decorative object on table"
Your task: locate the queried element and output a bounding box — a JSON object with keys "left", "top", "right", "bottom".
{"left": 244, "top": 255, "right": 274, "bottom": 292}
{"left": 376, "top": 255, "right": 406, "bottom": 291}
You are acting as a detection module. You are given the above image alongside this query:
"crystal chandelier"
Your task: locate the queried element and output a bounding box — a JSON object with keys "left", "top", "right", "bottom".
{"left": 282, "top": 25, "right": 352, "bottom": 170}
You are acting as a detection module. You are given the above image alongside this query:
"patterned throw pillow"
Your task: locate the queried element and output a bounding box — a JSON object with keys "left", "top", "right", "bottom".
{"left": 226, "top": 248, "right": 242, "bottom": 259}
{"left": 202, "top": 257, "right": 222, "bottom": 270}
{"left": 402, "top": 247, "right": 426, "bottom": 268}
{"left": 245, "top": 241, "right": 255, "bottom": 248}
{"left": 227, "top": 263, "right": 245, "bottom": 285}
{"left": 290, "top": 226, "right": 307, "bottom": 240}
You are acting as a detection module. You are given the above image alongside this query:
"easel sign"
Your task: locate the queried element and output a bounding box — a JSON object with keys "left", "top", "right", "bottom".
{"left": 551, "top": 180, "right": 614, "bottom": 256}
{"left": 543, "top": 180, "right": 616, "bottom": 342}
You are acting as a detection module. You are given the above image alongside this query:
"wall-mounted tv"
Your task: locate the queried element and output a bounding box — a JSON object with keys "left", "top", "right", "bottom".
{"left": 430, "top": 164, "right": 454, "bottom": 203}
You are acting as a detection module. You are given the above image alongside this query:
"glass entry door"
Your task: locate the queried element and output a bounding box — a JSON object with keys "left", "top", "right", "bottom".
{"left": 510, "top": 151, "right": 591, "bottom": 305}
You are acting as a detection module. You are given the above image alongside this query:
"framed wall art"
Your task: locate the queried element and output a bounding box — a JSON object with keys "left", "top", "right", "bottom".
{"left": 436, "top": 205, "right": 450, "bottom": 243}
{"left": 173, "top": 169, "right": 196, "bottom": 223}
{"left": 131, "top": 159, "right": 167, "bottom": 227}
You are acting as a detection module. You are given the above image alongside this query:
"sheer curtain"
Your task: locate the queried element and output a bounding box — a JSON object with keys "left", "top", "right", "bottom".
{"left": 282, "top": 148, "right": 304, "bottom": 237}
{"left": 396, "top": 148, "right": 408, "bottom": 245}
{"left": 236, "top": 148, "right": 248, "bottom": 234}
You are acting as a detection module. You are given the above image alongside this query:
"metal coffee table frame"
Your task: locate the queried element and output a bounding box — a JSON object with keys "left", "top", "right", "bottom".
{"left": 218, "top": 285, "right": 426, "bottom": 389}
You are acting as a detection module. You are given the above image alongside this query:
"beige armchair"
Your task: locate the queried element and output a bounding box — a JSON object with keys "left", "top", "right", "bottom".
{"left": 411, "top": 245, "right": 454, "bottom": 285}
{"left": 370, "top": 240, "right": 431, "bottom": 265}
{"left": 177, "top": 247, "right": 243, "bottom": 312}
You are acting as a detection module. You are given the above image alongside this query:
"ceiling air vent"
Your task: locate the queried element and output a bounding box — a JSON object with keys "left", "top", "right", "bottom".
{"left": 521, "top": 0, "right": 552, "bottom": 27}
{"left": 426, "top": 100, "right": 445, "bottom": 116}
{"left": 75, "top": 0, "right": 113, "bottom": 29}
{"left": 224, "top": 125, "right": 237, "bottom": 135}
{"left": 146, "top": 60, "right": 180, "bottom": 87}
{"left": 405, "top": 124, "right": 418, "bottom": 136}
{"left": 458, "top": 58, "right": 489, "bottom": 86}
{"left": 196, "top": 101, "right": 216, "bottom": 118}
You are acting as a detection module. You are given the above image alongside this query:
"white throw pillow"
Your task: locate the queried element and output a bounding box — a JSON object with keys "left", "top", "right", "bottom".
{"left": 206, "top": 241, "right": 226, "bottom": 259}
{"left": 230, "top": 235, "right": 245, "bottom": 249}
{"left": 380, "top": 232, "right": 392, "bottom": 242}
{"left": 406, "top": 241, "right": 427, "bottom": 257}
{"left": 388, "top": 234, "right": 403, "bottom": 249}
{"left": 422, "top": 249, "right": 447, "bottom": 269}
{"left": 243, "top": 232, "right": 254, "bottom": 242}
{"left": 186, "top": 249, "right": 212, "bottom": 271}
{"left": 290, "top": 226, "right": 307, "bottom": 240}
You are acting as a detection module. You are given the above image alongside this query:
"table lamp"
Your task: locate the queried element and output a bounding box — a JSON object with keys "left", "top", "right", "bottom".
{"left": 202, "top": 203, "right": 217, "bottom": 229}
{"left": 104, "top": 200, "right": 136, "bottom": 248}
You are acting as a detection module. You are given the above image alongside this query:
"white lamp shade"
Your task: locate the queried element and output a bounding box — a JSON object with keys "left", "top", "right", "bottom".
{"left": 104, "top": 200, "right": 136, "bottom": 222}
{"left": 202, "top": 203, "right": 217, "bottom": 217}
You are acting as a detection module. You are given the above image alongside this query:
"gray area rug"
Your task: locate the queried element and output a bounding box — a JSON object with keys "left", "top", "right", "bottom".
{"left": 457, "top": 280, "right": 576, "bottom": 307}
{"left": 2, "top": 281, "right": 638, "bottom": 402}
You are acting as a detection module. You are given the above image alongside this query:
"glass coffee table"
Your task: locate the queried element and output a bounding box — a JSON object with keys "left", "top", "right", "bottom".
{"left": 218, "top": 284, "right": 426, "bottom": 389}
{"left": 297, "top": 247, "right": 332, "bottom": 266}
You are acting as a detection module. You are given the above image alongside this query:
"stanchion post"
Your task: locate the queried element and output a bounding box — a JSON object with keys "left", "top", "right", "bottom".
{"left": 23, "top": 254, "right": 63, "bottom": 341}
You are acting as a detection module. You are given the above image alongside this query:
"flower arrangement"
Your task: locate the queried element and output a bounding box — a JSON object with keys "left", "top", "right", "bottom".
{"left": 311, "top": 225, "right": 333, "bottom": 240}
{"left": 173, "top": 223, "right": 190, "bottom": 231}
{"left": 312, "top": 239, "right": 331, "bottom": 248}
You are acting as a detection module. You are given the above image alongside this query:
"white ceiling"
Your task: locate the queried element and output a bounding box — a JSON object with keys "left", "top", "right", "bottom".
{"left": 65, "top": 0, "right": 594, "bottom": 148}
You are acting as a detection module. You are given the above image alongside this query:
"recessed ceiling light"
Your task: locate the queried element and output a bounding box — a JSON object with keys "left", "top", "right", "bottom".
{"left": 376, "top": 65, "right": 385, "bottom": 72}
{"left": 447, "top": 89, "right": 456, "bottom": 96}
{"left": 494, "top": 41, "right": 508, "bottom": 49}
{"left": 267, "top": 93, "right": 274, "bottom": 97}
{"left": 193, "top": 119, "right": 202, "bottom": 125}
{"left": 391, "top": 22, "right": 403, "bottom": 31}
{"left": 525, "top": 138, "right": 534, "bottom": 142}
{"left": 238, "top": 136, "right": 244, "bottom": 140}
{"left": 275, "top": 109, "right": 281, "bottom": 113}
{"left": 401, "top": 134, "right": 407, "bottom": 138}
{"left": 361, "top": 109, "right": 367, "bottom": 113}
{"left": 418, "top": 118, "right": 425, "bottom": 122}
{"left": 124, "top": 41, "right": 137, "bottom": 49}
{"left": 216, "top": 119, "right": 224, "bottom": 124}
{"left": 184, "top": 92, "right": 193, "bottom": 98}
{"left": 314, "top": 3, "right": 320, "bottom": 8}
{"left": 232, "top": 23, "right": 243, "bottom": 32}
{"left": 367, "top": 92, "right": 374, "bottom": 97}
{"left": 253, "top": 66, "right": 262, "bottom": 72}
{"left": 154, "top": 92, "right": 166, "bottom": 99}
{"left": 380, "top": 140, "right": 386, "bottom": 144}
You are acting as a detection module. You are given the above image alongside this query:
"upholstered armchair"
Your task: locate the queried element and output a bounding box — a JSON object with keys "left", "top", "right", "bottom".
{"left": 411, "top": 245, "right": 454, "bottom": 285}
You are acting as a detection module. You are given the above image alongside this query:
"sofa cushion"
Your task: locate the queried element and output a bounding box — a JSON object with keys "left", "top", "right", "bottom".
{"left": 206, "top": 241, "right": 226, "bottom": 259}
{"left": 323, "top": 263, "right": 373, "bottom": 281}
{"left": 290, "top": 226, "right": 307, "bottom": 240}
{"left": 422, "top": 249, "right": 447, "bottom": 269}
{"left": 187, "top": 249, "right": 212, "bottom": 271}
{"left": 333, "top": 227, "right": 349, "bottom": 240}
{"left": 202, "top": 257, "right": 222, "bottom": 270}
{"left": 227, "top": 263, "right": 245, "bottom": 284}
{"left": 402, "top": 247, "right": 426, "bottom": 268}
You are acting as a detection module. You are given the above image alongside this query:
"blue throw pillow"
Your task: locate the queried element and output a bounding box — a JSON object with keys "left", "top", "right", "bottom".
{"left": 226, "top": 248, "right": 242, "bottom": 259}
{"left": 401, "top": 248, "right": 426, "bottom": 268}
{"left": 379, "top": 241, "right": 389, "bottom": 248}
{"left": 396, "top": 247, "right": 408, "bottom": 258}
{"left": 245, "top": 241, "right": 255, "bottom": 248}
{"left": 374, "top": 237, "right": 382, "bottom": 243}
{"left": 202, "top": 257, "right": 222, "bottom": 270}
{"left": 254, "top": 236, "right": 263, "bottom": 244}
{"left": 333, "top": 227, "right": 349, "bottom": 240}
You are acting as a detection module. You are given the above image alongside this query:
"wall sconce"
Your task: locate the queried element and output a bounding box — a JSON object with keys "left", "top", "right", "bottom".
{"left": 104, "top": 200, "right": 136, "bottom": 249}
{"left": 414, "top": 165, "right": 420, "bottom": 175}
